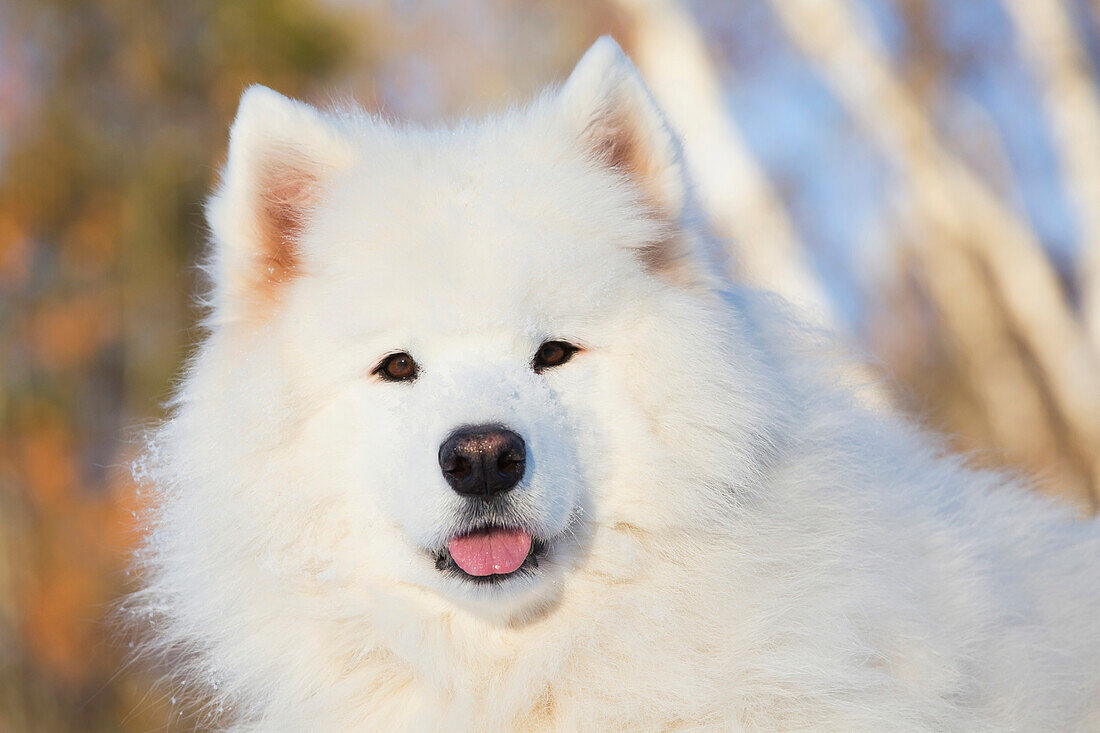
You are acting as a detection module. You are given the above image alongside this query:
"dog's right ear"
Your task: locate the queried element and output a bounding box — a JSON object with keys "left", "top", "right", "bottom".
{"left": 558, "top": 37, "right": 716, "bottom": 288}
{"left": 557, "top": 37, "right": 686, "bottom": 223}
{"left": 206, "top": 86, "right": 354, "bottom": 323}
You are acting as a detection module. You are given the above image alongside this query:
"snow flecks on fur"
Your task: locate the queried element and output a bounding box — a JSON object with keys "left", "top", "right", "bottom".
{"left": 130, "top": 36, "right": 1100, "bottom": 732}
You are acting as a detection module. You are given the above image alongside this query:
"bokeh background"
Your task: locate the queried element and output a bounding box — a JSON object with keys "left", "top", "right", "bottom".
{"left": 3, "top": 0, "right": 1100, "bottom": 729}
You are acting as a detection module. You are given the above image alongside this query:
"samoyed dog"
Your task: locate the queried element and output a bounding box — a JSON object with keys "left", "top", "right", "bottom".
{"left": 133, "top": 37, "right": 1100, "bottom": 730}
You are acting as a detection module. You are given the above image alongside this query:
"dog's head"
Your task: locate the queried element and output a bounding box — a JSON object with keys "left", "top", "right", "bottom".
{"left": 178, "top": 37, "right": 753, "bottom": 623}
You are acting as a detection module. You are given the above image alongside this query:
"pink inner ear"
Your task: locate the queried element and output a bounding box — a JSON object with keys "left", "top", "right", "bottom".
{"left": 588, "top": 115, "right": 642, "bottom": 176}
{"left": 580, "top": 109, "right": 706, "bottom": 285}
{"left": 584, "top": 113, "right": 658, "bottom": 204}
{"left": 579, "top": 100, "right": 681, "bottom": 225}
{"left": 254, "top": 162, "right": 319, "bottom": 295}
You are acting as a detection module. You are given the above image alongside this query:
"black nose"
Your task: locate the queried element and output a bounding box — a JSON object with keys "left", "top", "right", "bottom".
{"left": 439, "top": 425, "right": 526, "bottom": 500}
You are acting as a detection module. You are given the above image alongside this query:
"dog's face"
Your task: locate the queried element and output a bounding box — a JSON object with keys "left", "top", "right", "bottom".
{"left": 198, "top": 39, "right": 718, "bottom": 619}
{"left": 291, "top": 160, "right": 631, "bottom": 612}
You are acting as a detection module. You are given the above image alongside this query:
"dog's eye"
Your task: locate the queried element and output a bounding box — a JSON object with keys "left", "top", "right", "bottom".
{"left": 533, "top": 341, "right": 579, "bottom": 373}
{"left": 373, "top": 352, "right": 418, "bottom": 382}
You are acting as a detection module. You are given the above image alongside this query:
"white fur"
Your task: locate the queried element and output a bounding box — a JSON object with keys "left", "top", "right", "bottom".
{"left": 132, "top": 37, "right": 1100, "bottom": 731}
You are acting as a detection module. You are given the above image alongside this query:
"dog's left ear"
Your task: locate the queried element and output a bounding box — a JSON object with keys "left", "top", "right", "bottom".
{"left": 558, "top": 36, "right": 687, "bottom": 223}
{"left": 207, "top": 86, "right": 355, "bottom": 323}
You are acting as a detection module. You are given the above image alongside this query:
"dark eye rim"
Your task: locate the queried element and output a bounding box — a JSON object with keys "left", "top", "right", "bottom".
{"left": 533, "top": 340, "right": 582, "bottom": 373}
{"left": 372, "top": 351, "right": 419, "bottom": 382}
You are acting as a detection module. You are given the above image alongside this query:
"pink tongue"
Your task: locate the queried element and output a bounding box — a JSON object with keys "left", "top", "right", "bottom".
{"left": 447, "top": 528, "right": 533, "bottom": 577}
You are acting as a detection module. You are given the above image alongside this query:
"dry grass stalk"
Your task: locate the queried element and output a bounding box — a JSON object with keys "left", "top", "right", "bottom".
{"left": 1001, "top": 0, "right": 1100, "bottom": 357}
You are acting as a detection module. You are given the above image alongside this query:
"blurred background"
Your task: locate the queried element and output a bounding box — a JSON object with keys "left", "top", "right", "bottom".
{"left": 2, "top": 0, "right": 1100, "bottom": 729}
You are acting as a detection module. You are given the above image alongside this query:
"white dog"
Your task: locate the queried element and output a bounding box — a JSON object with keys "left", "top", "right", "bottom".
{"left": 132, "top": 37, "right": 1100, "bottom": 730}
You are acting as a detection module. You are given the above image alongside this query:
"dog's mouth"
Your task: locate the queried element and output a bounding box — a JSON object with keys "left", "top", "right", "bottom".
{"left": 433, "top": 525, "right": 546, "bottom": 584}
